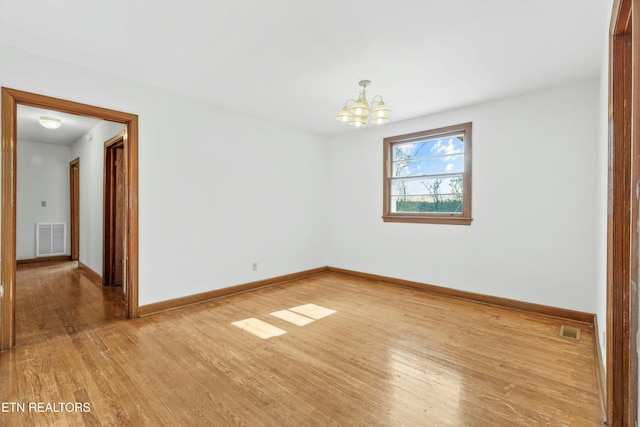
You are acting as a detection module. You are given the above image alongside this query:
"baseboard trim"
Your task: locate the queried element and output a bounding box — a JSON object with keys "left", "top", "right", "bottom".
{"left": 139, "top": 265, "right": 596, "bottom": 324}
{"left": 138, "top": 266, "right": 329, "bottom": 317}
{"left": 78, "top": 262, "right": 103, "bottom": 287}
{"left": 17, "top": 255, "right": 71, "bottom": 265}
{"left": 327, "top": 266, "right": 595, "bottom": 325}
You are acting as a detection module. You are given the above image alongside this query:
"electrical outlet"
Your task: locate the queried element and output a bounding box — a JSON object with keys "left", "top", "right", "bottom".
{"left": 251, "top": 262, "right": 258, "bottom": 272}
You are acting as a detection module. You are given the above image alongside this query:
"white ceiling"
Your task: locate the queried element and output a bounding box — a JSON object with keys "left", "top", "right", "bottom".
{"left": 17, "top": 105, "right": 103, "bottom": 146}
{"left": 0, "top": 1, "right": 611, "bottom": 137}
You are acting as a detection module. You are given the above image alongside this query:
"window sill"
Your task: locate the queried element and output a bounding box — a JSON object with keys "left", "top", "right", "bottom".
{"left": 382, "top": 214, "right": 473, "bottom": 225}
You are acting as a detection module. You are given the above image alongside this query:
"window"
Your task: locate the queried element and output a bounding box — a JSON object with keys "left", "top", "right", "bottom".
{"left": 383, "top": 122, "right": 472, "bottom": 225}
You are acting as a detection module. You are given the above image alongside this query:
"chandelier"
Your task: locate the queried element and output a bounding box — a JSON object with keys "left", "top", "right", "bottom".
{"left": 336, "top": 80, "right": 390, "bottom": 127}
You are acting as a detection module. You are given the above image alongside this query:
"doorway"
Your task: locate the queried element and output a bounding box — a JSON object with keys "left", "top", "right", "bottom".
{"left": 0, "top": 88, "right": 139, "bottom": 351}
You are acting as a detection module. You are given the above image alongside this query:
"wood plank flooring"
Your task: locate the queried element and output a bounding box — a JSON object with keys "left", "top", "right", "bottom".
{"left": 1, "top": 263, "right": 604, "bottom": 426}
{"left": 14, "top": 261, "right": 125, "bottom": 347}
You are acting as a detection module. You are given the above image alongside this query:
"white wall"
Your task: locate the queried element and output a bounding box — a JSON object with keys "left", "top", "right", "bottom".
{"left": 70, "top": 121, "right": 126, "bottom": 275}
{"left": 16, "top": 140, "right": 71, "bottom": 260}
{"left": 326, "top": 78, "right": 600, "bottom": 314}
{"left": 597, "top": 0, "right": 613, "bottom": 367}
{"left": 0, "top": 44, "right": 604, "bottom": 317}
{"left": 0, "top": 44, "right": 328, "bottom": 306}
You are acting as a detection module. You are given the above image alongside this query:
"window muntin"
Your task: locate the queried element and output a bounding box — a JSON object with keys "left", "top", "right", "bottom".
{"left": 383, "top": 123, "right": 472, "bottom": 224}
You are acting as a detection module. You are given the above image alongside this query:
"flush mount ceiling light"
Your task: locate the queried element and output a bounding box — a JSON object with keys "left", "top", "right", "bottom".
{"left": 336, "top": 80, "right": 390, "bottom": 127}
{"left": 39, "top": 116, "right": 62, "bottom": 129}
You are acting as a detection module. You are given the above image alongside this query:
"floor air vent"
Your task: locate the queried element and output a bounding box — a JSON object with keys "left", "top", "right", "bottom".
{"left": 559, "top": 325, "right": 581, "bottom": 340}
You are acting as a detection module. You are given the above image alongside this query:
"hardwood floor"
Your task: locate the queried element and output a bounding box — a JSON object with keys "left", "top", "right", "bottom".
{"left": 15, "top": 261, "right": 125, "bottom": 346}
{"left": 1, "top": 265, "right": 604, "bottom": 426}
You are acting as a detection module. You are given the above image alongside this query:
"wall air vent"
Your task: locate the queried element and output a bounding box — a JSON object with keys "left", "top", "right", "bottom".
{"left": 36, "top": 223, "right": 66, "bottom": 257}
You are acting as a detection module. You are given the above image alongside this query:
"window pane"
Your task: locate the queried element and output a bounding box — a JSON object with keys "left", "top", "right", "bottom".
{"left": 392, "top": 154, "right": 465, "bottom": 176}
{"left": 391, "top": 194, "right": 463, "bottom": 213}
{"left": 391, "top": 175, "right": 463, "bottom": 213}
{"left": 391, "top": 175, "right": 463, "bottom": 196}
{"left": 392, "top": 136, "right": 464, "bottom": 162}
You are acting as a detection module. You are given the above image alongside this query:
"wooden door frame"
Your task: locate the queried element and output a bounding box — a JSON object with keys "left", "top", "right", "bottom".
{"left": 103, "top": 133, "right": 125, "bottom": 288}
{"left": 69, "top": 157, "right": 80, "bottom": 262}
{"left": 0, "top": 87, "right": 139, "bottom": 351}
{"left": 608, "top": 0, "right": 640, "bottom": 424}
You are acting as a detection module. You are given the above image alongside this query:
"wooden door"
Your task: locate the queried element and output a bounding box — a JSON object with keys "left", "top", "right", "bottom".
{"left": 113, "top": 146, "right": 125, "bottom": 288}
{"left": 69, "top": 158, "right": 80, "bottom": 261}
{"left": 103, "top": 134, "right": 126, "bottom": 302}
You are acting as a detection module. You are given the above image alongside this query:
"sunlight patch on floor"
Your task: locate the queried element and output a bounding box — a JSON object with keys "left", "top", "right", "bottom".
{"left": 231, "top": 318, "right": 287, "bottom": 339}
{"left": 270, "top": 309, "right": 315, "bottom": 326}
{"left": 233, "top": 304, "right": 336, "bottom": 338}
{"left": 288, "top": 303, "right": 336, "bottom": 320}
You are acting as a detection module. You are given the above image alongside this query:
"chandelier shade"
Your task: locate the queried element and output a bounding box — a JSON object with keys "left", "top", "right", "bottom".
{"left": 336, "top": 106, "right": 351, "bottom": 122}
{"left": 349, "top": 99, "right": 369, "bottom": 117}
{"left": 336, "top": 80, "right": 390, "bottom": 127}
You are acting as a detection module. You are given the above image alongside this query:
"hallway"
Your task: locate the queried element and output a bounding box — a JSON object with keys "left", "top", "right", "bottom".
{"left": 15, "top": 261, "right": 124, "bottom": 346}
